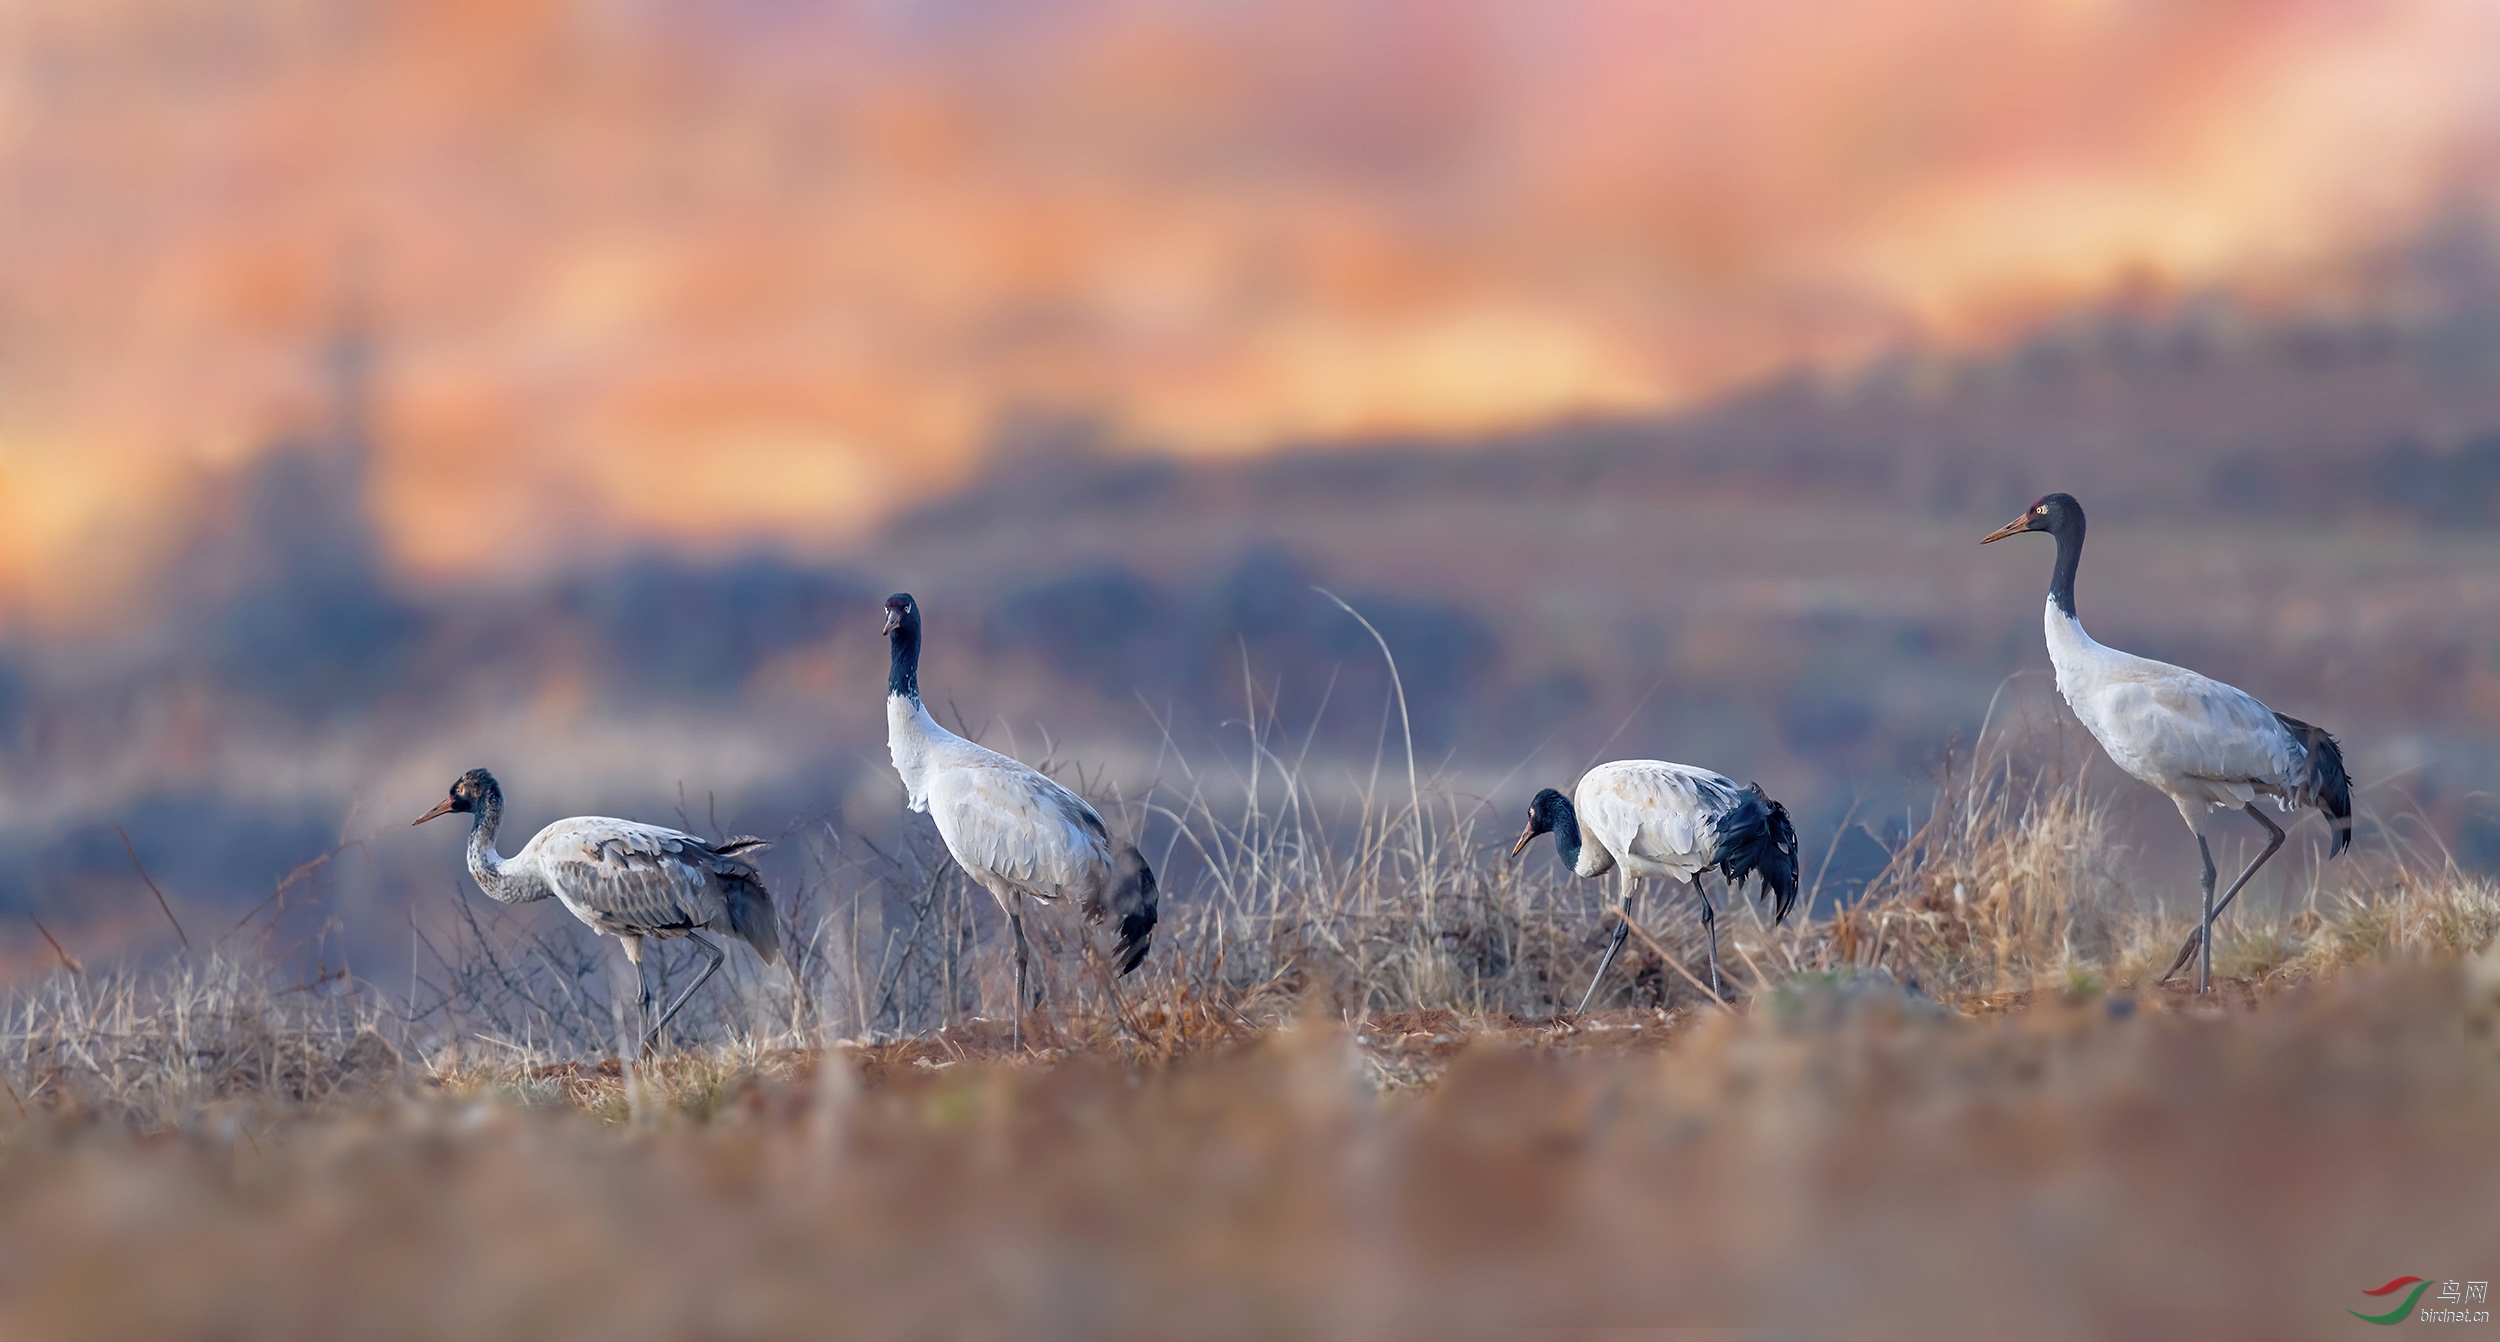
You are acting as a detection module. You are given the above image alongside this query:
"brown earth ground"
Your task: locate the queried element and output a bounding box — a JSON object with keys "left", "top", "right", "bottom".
{"left": 0, "top": 956, "right": 2493, "bottom": 1341}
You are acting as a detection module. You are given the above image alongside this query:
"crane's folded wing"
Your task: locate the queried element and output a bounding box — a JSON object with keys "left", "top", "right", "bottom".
{"left": 1575, "top": 761, "right": 1744, "bottom": 865}
{"left": 924, "top": 756, "right": 1116, "bottom": 894}
{"left": 533, "top": 820, "right": 732, "bottom": 933}
{"left": 2083, "top": 668, "right": 2304, "bottom": 789}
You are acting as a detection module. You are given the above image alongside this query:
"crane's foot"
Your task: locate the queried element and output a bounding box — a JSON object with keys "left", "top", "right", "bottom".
{"left": 2159, "top": 927, "right": 2201, "bottom": 984}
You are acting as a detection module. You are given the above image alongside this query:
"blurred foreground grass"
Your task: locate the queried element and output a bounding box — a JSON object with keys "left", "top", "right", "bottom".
{"left": 0, "top": 756, "right": 2495, "bottom": 1338}
{"left": 0, "top": 956, "right": 2492, "bottom": 1336}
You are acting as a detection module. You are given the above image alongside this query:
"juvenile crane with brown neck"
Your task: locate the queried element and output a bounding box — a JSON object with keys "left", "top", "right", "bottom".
{"left": 415, "top": 769, "right": 781, "bottom": 1051}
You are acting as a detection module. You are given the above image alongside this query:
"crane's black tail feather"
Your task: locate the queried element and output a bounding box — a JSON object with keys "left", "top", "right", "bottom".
{"left": 1107, "top": 844, "right": 1159, "bottom": 976}
{"left": 2274, "top": 713, "right": 2353, "bottom": 858}
{"left": 1715, "top": 785, "right": 1801, "bottom": 925}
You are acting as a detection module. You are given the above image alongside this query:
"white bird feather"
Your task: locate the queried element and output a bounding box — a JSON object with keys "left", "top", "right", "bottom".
{"left": 881, "top": 595, "right": 1159, "bottom": 1000}
{"left": 1985, "top": 492, "right": 2350, "bottom": 993}
{"left": 2044, "top": 606, "right": 2312, "bottom": 818}
{"left": 1515, "top": 757, "right": 1798, "bottom": 1010}
{"left": 1562, "top": 760, "right": 1754, "bottom": 882}
{"left": 891, "top": 695, "right": 1119, "bottom": 902}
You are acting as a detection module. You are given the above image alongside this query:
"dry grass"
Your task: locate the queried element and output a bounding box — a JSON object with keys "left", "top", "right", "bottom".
{"left": 1, "top": 730, "right": 2495, "bottom": 1337}
{"left": 1793, "top": 750, "right": 2500, "bottom": 1001}
{"left": 0, "top": 959, "right": 2489, "bottom": 1339}
{"left": 11, "top": 736, "right": 2499, "bottom": 1126}
{"left": 0, "top": 958, "right": 405, "bottom": 1131}
{"left": 338, "top": 634, "right": 2500, "bottom": 1080}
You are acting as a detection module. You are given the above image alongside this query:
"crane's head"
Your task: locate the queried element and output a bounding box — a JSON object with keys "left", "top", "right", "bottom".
{"left": 881, "top": 593, "right": 918, "bottom": 638}
{"left": 1982, "top": 492, "right": 2082, "bottom": 544}
{"left": 413, "top": 768, "right": 500, "bottom": 825}
{"left": 1510, "top": 787, "right": 1572, "bottom": 859}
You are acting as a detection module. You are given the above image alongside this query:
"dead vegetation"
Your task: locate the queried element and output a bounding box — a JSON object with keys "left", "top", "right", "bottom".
{"left": 0, "top": 957, "right": 2487, "bottom": 1339}
{"left": 4, "top": 734, "right": 2495, "bottom": 1127}
{"left": 0, "top": 733, "right": 2492, "bottom": 1337}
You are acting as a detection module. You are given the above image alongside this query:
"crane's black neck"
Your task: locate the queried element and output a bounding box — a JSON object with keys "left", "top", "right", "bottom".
{"left": 2046, "top": 507, "right": 2084, "bottom": 619}
{"left": 1529, "top": 788, "right": 1583, "bottom": 871}
{"left": 887, "top": 610, "right": 922, "bottom": 700}
{"left": 1553, "top": 800, "right": 1582, "bottom": 872}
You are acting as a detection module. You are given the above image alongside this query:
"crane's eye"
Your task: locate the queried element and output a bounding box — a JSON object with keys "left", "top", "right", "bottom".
{"left": 2033, "top": 505, "right": 2047, "bottom": 514}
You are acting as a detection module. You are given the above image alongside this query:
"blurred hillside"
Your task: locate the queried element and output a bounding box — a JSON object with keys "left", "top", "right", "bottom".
{"left": 3, "top": 0, "right": 2499, "bottom": 608}
{"left": 5, "top": 0, "right": 2500, "bottom": 979}
{"left": 4, "top": 252, "right": 2500, "bottom": 974}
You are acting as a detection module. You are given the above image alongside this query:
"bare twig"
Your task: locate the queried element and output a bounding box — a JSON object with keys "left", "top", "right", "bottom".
{"left": 1616, "top": 911, "right": 1730, "bottom": 1011}
{"left": 1313, "top": 588, "right": 1420, "bottom": 840}
{"left": 29, "top": 915, "right": 81, "bottom": 976}
{"left": 116, "top": 826, "right": 188, "bottom": 953}
{"left": 225, "top": 837, "right": 367, "bottom": 941}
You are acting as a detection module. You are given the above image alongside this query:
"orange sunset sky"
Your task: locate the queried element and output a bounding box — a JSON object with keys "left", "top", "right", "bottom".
{"left": 0, "top": 0, "right": 2496, "bottom": 622}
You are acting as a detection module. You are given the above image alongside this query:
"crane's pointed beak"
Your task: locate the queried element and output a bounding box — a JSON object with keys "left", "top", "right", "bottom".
{"left": 881, "top": 608, "right": 902, "bottom": 635}
{"left": 412, "top": 797, "right": 458, "bottom": 826}
{"left": 1510, "top": 826, "right": 1537, "bottom": 861}
{"left": 1980, "top": 516, "right": 2031, "bottom": 544}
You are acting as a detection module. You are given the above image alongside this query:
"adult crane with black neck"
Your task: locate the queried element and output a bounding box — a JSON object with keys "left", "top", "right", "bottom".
{"left": 1511, "top": 761, "right": 1798, "bottom": 1011}
{"left": 882, "top": 593, "right": 1158, "bottom": 1046}
{"left": 1983, "top": 493, "right": 2352, "bottom": 993}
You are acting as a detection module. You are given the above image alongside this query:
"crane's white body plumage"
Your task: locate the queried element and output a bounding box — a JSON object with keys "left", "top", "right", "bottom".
{"left": 888, "top": 693, "right": 1121, "bottom": 906}
{"left": 878, "top": 594, "right": 1157, "bottom": 1034}
{"left": 1559, "top": 760, "right": 1754, "bottom": 883}
{"left": 1986, "top": 492, "right": 2349, "bottom": 992}
{"left": 2042, "top": 601, "right": 2316, "bottom": 830}
{"left": 1517, "top": 757, "right": 1797, "bottom": 1010}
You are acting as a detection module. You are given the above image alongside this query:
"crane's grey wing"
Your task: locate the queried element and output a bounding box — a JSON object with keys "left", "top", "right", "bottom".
{"left": 923, "top": 755, "right": 1116, "bottom": 897}
{"left": 2082, "top": 662, "right": 2303, "bottom": 790}
{"left": 1576, "top": 761, "right": 1744, "bottom": 865}
{"left": 530, "top": 819, "right": 733, "bottom": 934}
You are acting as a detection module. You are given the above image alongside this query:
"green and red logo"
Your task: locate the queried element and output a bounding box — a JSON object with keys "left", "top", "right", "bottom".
{"left": 2354, "top": 1277, "right": 2431, "bottom": 1326}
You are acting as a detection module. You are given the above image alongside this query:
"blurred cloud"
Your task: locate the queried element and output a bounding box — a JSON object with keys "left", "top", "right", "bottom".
{"left": 0, "top": 0, "right": 2496, "bottom": 621}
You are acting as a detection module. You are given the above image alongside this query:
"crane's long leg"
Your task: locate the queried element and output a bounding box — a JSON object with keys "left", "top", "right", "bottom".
{"left": 609, "top": 936, "right": 644, "bottom": 1063}
{"left": 2196, "top": 835, "right": 2217, "bottom": 994}
{"left": 2205, "top": 804, "right": 2287, "bottom": 934}
{"left": 1576, "top": 921, "right": 1631, "bottom": 1017}
{"left": 2163, "top": 804, "right": 2287, "bottom": 990}
{"left": 1574, "top": 871, "right": 1635, "bottom": 1016}
{"left": 1692, "top": 875, "right": 1721, "bottom": 1001}
{"left": 643, "top": 932, "right": 726, "bottom": 1052}
{"left": 972, "top": 880, "right": 1037, "bottom": 1052}
{"left": 1010, "top": 899, "right": 1031, "bottom": 1052}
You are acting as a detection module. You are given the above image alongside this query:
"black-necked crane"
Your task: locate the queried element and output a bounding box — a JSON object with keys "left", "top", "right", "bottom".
{"left": 414, "top": 768, "right": 782, "bottom": 1050}
{"left": 1511, "top": 760, "right": 1798, "bottom": 1013}
{"left": 1982, "top": 493, "right": 2352, "bottom": 993}
{"left": 881, "top": 593, "right": 1159, "bottom": 1046}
